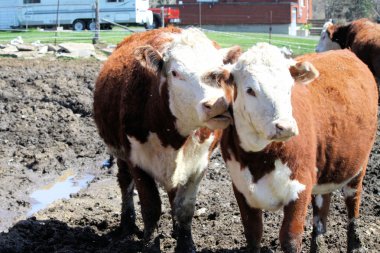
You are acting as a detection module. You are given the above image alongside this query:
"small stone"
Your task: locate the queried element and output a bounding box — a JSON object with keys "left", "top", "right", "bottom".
{"left": 194, "top": 207, "right": 208, "bottom": 217}
{"left": 16, "top": 45, "right": 36, "bottom": 52}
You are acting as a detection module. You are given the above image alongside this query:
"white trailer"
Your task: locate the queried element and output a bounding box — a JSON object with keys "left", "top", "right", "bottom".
{"left": 0, "top": 0, "right": 154, "bottom": 30}
{"left": 0, "top": 2, "right": 18, "bottom": 29}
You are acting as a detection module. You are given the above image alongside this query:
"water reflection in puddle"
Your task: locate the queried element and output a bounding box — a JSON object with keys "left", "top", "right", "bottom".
{"left": 28, "top": 169, "right": 94, "bottom": 216}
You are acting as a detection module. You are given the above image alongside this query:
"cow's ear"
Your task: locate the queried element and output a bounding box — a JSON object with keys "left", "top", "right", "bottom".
{"left": 289, "top": 61, "right": 319, "bottom": 85}
{"left": 134, "top": 46, "right": 164, "bottom": 73}
{"left": 220, "top": 45, "right": 242, "bottom": 64}
{"left": 204, "top": 67, "right": 235, "bottom": 102}
{"left": 204, "top": 67, "right": 234, "bottom": 87}
{"left": 326, "top": 24, "right": 336, "bottom": 39}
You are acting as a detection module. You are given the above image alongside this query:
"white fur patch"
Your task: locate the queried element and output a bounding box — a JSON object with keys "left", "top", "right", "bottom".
{"left": 226, "top": 154, "right": 305, "bottom": 211}
{"left": 314, "top": 194, "right": 323, "bottom": 209}
{"left": 127, "top": 132, "right": 213, "bottom": 191}
{"left": 343, "top": 186, "right": 357, "bottom": 198}
{"left": 312, "top": 168, "right": 362, "bottom": 195}
{"left": 313, "top": 215, "right": 324, "bottom": 233}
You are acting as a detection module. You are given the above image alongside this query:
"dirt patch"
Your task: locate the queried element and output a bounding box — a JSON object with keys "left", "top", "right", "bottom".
{"left": 0, "top": 58, "right": 379, "bottom": 252}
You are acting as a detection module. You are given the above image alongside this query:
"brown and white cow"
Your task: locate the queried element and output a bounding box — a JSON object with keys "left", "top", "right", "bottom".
{"left": 212, "top": 43, "right": 378, "bottom": 252}
{"left": 93, "top": 27, "right": 240, "bottom": 252}
{"left": 315, "top": 18, "right": 380, "bottom": 80}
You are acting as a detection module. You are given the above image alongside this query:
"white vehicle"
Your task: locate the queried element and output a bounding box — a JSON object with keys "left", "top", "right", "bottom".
{"left": 0, "top": 0, "right": 154, "bottom": 30}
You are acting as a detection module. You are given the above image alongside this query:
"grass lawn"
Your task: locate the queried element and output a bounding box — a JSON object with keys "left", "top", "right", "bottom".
{"left": 0, "top": 27, "right": 319, "bottom": 56}
{"left": 205, "top": 30, "right": 318, "bottom": 55}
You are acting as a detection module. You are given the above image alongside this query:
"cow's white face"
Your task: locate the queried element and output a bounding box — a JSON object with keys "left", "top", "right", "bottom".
{"left": 134, "top": 28, "right": 241, "bottom": 137}
{"left": 315, "top": 22, "right": 341, "bottom": 52}
{"left": 165, "top": 32, "right": 228, "bottom": 135}
{"left": 215, "top": 43, "right": 318, "bottom": 152}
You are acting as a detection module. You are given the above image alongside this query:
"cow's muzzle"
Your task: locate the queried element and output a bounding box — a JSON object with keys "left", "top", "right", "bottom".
{"left": 201, "top": 97, "right": 232, "bottom": 130}
{"left": 268, "top": 119, "right": 299, "bottom": 142}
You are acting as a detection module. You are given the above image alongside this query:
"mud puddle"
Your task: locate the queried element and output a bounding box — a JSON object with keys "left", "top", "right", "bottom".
{"left": 27, "top": 169, "right": 94, "bottom": 216}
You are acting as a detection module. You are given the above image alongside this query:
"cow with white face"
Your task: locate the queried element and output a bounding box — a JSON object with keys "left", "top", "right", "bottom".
{"left": 316, "top": 18, "right": 380, "bottom": 81}
{"left": 212, "top": 43, "right": 378, "bottom": 252}
{"left": 315, "top": 21, "right": 341, "bottom": 53}
{"left": 225, "top": 44, "right": 303, "bottom": 152}
{"left": 94, "top": 27, "right": 240, "bottom": 253}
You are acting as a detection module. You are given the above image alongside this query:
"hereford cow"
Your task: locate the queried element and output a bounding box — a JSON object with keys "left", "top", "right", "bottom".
{"left": 315, "top": 18, "right": 380, "bottom": 80}
{"left": 212, "top": 43, "right": 378, "bottom": 252}
{"left": 93, "top": 27, "right": 240, "bottom": 253}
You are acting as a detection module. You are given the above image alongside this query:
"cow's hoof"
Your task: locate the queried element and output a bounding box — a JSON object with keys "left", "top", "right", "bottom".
{"left": 175, "top": 240, "right": 196, "bottom": 253}
{"left": 310, "top": 234, "right": 328, "bottom": 253}
{"left": 143, "top": 237, "right": 160, "bottom": 253}
{"left": 247, "top": 246, "right": 261, "bottom": 253}
{"left": 347, "top": 220, "right": 364, "bottom": 253}
{"left": 116, "top": 223, "right": 142, "bottom": 238}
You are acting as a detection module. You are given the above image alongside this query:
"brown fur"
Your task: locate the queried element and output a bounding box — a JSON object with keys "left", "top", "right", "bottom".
{"left": 327, "top": 18, "right": 380, "bottom": 79}
{"left": 221, "top": 50, "right": 378, "bottom": 252}
{"left": 94, "top": 27, "right": 184, "bottom": 150}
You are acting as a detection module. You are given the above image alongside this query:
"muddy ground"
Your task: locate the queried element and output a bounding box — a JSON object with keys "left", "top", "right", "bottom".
{"left": 0, "top": 57, "right": 379, "bottom": 253}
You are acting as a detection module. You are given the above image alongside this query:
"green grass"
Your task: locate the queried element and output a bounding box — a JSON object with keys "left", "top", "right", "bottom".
{"left": 205, "top": 31, "right": 319, "bottom": 56}
{"left": 0, "top": 27, "right": 319, "bottom": 56}
{"left": 0, "top": 28, "right": 133, "bottom": 45}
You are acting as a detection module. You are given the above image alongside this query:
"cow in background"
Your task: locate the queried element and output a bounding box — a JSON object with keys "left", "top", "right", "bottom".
{"left": 93, "top": 27, "right": 240, "bottom": 252}
{"left": 212, "top": 43, "right": 378, "bottom": 252}
{"left": 316, "top": 18, "right": 380, "bottom": 80}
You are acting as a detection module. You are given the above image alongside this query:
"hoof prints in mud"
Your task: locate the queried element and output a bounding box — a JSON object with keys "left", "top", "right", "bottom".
{"left": 0, "top": 58, "right": 379, "bottom": 252}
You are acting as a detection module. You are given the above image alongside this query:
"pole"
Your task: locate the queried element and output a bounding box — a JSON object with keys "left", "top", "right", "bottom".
{"left": 54, "top": 0, "right": 60, "bottom": 45}
{"left": 93, "top": 0, "right": 100, "bottom": 44}
{"left": 269, "top": 10, "right": 272, "bottom": 44}
{"left": 199, "top": 1, "right": 202, "bottom": 28}
{"left": 161, "top": 6, "right": 165, "bottom": 28}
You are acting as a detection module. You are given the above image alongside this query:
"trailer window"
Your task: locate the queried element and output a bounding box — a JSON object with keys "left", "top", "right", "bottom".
{"left": 107, "top": 0, "right": 117, "bottom": 2}
{"left": 23, "top": 0, "right": 41, "bottom": 3}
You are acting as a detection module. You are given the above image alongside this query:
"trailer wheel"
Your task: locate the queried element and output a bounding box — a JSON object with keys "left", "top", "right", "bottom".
{"left": 88, "top": 21, "right": 96, "bottom": 31}
{"left": 152, "top": 13, "right": 162, "bottom": 29}
{"left": 73, "top": 20, "right": 86, "bottom": 31}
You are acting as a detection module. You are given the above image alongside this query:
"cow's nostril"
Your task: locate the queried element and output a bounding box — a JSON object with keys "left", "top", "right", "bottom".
{"left": 275, "top": 123, "right": 285, "bottom": 131}
{"left": 202, "top": 102, "right": 212, "bottom": 110}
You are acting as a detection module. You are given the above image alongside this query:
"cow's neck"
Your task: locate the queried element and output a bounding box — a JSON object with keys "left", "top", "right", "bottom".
{"left": 143, "top": 81, "right": 188, "bottom": 150}
{"left": 223, "top": 125, "right": 287, "bottom": 182}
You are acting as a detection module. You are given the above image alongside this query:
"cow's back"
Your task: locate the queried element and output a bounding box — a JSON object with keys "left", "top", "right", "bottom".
{"left": 93, "top": 27, "right": 181, "bottom": 148}
{"left": 349, "top": 19, "right": 380, "bottom": 78}
{"left": 295, "top": 50, "right": 378, "bottom": 184}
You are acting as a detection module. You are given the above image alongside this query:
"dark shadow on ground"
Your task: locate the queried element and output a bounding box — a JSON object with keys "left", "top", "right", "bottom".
{"left": 0, "top": 218, "right": 259, "bottom": 253}
{"left": 0, "top": 218, "right": 142, "bottom": 253}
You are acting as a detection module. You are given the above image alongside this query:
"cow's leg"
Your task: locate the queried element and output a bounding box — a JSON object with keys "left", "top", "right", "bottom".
{"left": 280, "top": 186, "right": 311, "bottom": 253}
{"left": 344, "top": 166, "right": 367, "bottom": 253}
{"left": 310, "top": 194, "right": 331, "bottom": 253}
{"left": 233, "top": 184, "right": 263, "bottom": 253}
{"left": 130, "top": 166, "right": 162, "bottom": 253}
{"left": 117, "top": 159, "right": 139, "bottom": 236}
{"left": 168, "top": 172, "right": 205, "bottom": 253}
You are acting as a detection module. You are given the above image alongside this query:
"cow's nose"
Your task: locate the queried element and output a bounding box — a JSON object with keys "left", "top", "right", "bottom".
{"left": 270, "top": 120, "right": 299, "bottom": 141}
{"left": 201, "top": 97, "right": 228, "bottom": 118}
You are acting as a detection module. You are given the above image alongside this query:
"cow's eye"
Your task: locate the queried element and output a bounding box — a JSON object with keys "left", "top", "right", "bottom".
{"left": 246, "top": 88, "right": 256, "bottom": 97}
{"left": 171, "top": 70, "right": 177, "bottom": 77}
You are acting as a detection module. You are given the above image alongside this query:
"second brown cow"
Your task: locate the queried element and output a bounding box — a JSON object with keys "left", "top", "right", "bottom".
{"left": 212, "top": 44, "right": 378, "bottom": 252}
